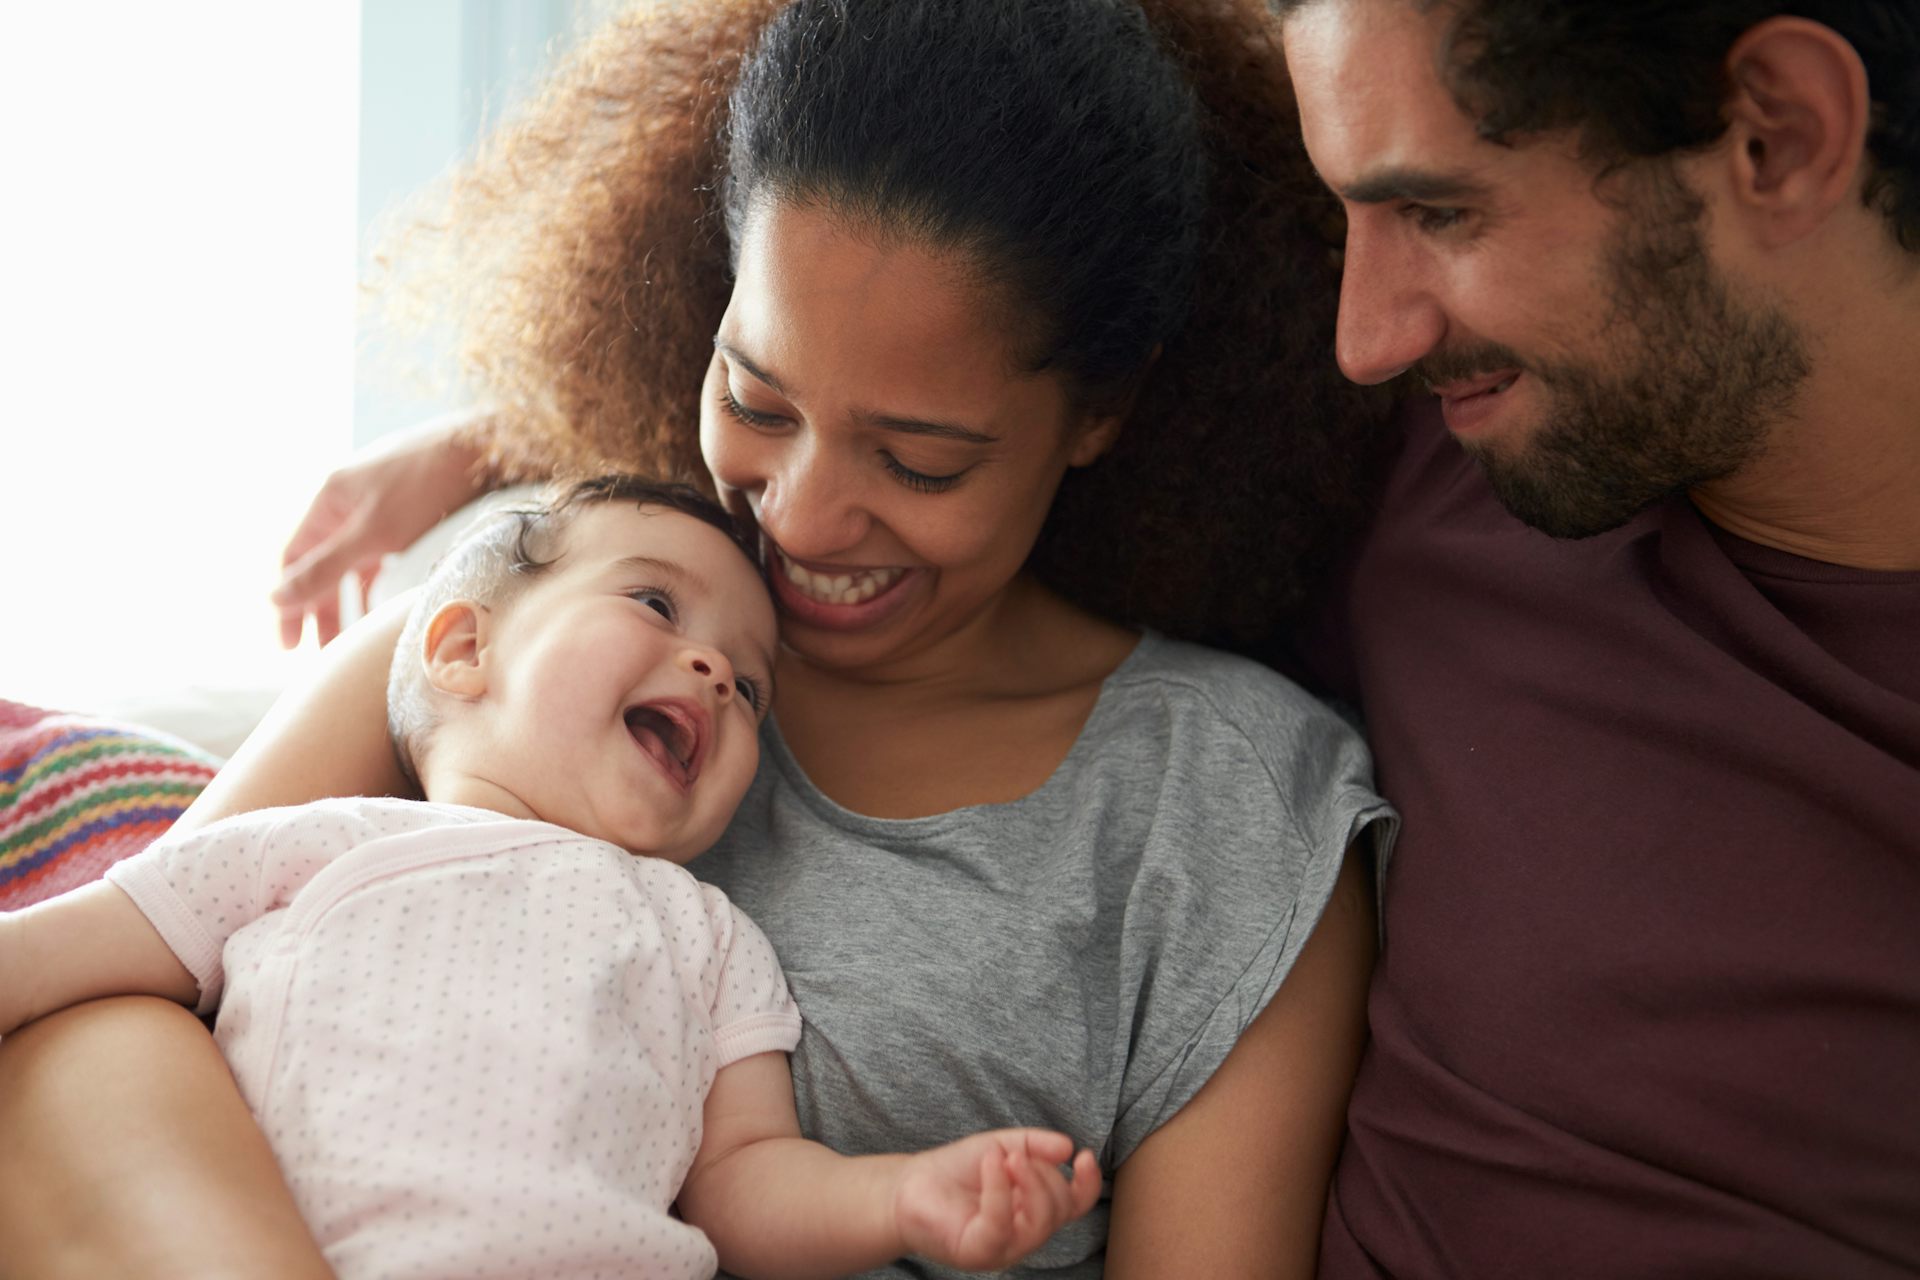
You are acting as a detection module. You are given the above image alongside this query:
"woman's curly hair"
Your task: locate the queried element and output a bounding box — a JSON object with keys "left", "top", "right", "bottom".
{"left": 378, "top": 0, "right": 1393, "bottom": 662}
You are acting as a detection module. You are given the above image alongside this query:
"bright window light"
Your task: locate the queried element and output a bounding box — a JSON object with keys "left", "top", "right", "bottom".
{"left": 2, "top": 6, "right": 358, "bottom": 711}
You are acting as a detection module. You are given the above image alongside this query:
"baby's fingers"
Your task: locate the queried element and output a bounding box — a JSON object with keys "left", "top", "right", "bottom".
{"left": 977, "top": 1142, "right": 1012, "bottom": 1226}
{"left": 1011, "top": 1128, "right": 1076, "bottom": 1165}
{"left": 1066, "top": 1149, "right": 1102, "bottom": 1217}
{"left": 1011, "top": 1147, "right": 1100, "bottom": 1244}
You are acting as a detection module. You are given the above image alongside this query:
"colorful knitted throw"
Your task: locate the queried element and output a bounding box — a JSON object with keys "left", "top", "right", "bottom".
{"left": 0, "top": 699, "right": 218, "bottom": 910}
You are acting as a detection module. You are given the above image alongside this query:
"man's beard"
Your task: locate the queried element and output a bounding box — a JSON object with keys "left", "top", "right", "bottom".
{"left": 1420, "top": 165, "right": 1811, "bottom": 539}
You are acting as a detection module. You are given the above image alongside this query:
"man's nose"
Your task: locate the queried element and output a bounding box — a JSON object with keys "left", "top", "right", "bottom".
{"left": 1334, "top": 222, "right": 1445, "bottom": 386}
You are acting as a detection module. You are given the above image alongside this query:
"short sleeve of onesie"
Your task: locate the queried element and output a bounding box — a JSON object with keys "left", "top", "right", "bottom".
{"left": 104, "top": 807, "right": 288, "bottom": 1013}
{"left": 700, "top": 881, "right": 804, "bottom": 1065}
{"left": 104, "top": 799, "right": 498, "bottom": 1015}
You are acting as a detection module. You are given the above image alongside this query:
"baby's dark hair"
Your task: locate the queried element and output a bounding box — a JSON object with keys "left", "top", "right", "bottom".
{"left": 387, "top": 475, "right": 759, "bottom": 788}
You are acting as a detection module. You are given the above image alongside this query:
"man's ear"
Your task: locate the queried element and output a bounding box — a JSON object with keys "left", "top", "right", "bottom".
{"left": 422, "top": 600, "right": 492, "bottom": 699}
{"left": 1720, "top": 16, "right": 1871, "bottom": 248}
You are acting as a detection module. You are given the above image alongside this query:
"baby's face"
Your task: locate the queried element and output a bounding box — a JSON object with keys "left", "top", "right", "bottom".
{"left": 471, "top": 503, "right": 777, "bottom": 861}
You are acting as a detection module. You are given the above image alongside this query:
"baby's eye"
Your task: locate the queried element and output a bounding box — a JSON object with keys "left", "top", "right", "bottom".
{"left": 733, "top": 675, "right": 764, "bottom": 711}
{"left": 629, "top": 588, "right": 677, "bottom": 621}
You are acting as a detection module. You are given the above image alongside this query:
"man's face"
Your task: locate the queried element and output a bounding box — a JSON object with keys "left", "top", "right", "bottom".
{"left": 1283, "top": 0, "right": 1808, "bottom": 538}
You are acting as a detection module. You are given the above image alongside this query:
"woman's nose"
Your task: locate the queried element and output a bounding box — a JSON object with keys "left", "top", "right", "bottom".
{"left": 1334, "top": 222, "right": 1446, "bottom": 387}
{"left": 755, "top": 442, "right": 870, "bottom": 558}
{"left": 679, "top": 647, "right": 734, "bottom": 702}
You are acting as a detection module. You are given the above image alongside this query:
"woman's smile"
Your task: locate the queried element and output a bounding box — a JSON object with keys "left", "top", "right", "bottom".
{"left": 764, "top": 537, "right": 924, "bottom": 632}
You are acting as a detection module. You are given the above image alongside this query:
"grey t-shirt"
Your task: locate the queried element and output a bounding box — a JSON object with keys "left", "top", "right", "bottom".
{"left": 698, "top": 631, "right": 1394, "bottom": 1278}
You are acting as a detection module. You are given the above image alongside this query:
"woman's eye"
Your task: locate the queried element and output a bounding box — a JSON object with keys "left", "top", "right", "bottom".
{"left": 881, "top": 452, "right": 965, "bottom": 494}
{"left": 629, "top": 588, "right": 677, "bottom": 621}
{"left": 719, "top": 387, "right": 786, "bottom": 428}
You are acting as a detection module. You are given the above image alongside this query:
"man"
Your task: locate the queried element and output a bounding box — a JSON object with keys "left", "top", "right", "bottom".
{"left": 1273, "top": 1, "right": 1920, "bottom": 1276}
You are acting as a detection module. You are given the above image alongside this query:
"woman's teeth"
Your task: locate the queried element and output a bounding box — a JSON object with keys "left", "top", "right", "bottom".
{"left": 777, "top": 554, "right": 905, "bottom": 606}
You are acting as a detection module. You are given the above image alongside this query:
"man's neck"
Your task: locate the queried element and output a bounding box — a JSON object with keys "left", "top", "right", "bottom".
{"left": 1691, "top": 282, "right": 1920, "bottom": 571}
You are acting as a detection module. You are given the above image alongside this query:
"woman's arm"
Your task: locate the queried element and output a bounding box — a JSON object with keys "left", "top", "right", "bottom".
{"left": 0, "top": 602, "right": 416, "bottom": 1277}
{"left": 179, "top": 594, "right": 415, "bottom": 835}
{"left": 274, "top": 410, "right": 496, "bottom": 648}
{"left": 0, "top": 997, "right": 335, "bottom": 1280}
{"left": 1104, "top": 847, "right": 1375, "bottom": 1279}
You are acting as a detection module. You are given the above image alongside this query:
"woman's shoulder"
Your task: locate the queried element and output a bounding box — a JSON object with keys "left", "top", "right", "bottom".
{"left": 1085, "top": 632, "right": 1388, "bottom": 846}
{"left": 1104, "top": 631, "right": 1365, "bottom": 753}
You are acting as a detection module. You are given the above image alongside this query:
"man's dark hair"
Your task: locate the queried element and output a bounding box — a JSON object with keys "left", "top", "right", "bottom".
{"left": 387, "top": 475, "right": 760, "bottom": 787}
{"left": 1275, "top": 0, "right": 1920, "bottom": 252}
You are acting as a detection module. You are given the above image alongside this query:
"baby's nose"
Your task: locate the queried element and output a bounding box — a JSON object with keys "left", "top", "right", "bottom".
{"left": 682, "top": 650, "right": 733, "bottom": 701}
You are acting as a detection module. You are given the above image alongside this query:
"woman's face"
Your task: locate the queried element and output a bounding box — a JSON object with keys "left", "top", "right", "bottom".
{"left": 700, "top": 201, "right": 1117, "bottom": 676}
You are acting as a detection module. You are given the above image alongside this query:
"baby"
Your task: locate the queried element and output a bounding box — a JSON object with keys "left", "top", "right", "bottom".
{"left": 0, "top": 476, "right": 1098, "bottom": 1279}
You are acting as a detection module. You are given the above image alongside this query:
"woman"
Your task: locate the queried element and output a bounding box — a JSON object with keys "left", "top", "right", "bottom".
{"left": 0, "top": 1, "right": 1393, "bottom": 1275}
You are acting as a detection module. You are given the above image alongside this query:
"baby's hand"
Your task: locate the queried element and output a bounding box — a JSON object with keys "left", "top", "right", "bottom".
{"left": 892, "top": 1129, "right": 1101, "bottom": 1272}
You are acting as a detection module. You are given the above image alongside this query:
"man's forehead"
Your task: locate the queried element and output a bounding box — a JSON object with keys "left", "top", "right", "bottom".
{"left": 1282, "top": 0, "right": 1485, "bottom": 188}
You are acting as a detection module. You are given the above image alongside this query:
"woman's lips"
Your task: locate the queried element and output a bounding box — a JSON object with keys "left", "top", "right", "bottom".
{"left": 764, "top": 541, "right": 919, "bottom": 632}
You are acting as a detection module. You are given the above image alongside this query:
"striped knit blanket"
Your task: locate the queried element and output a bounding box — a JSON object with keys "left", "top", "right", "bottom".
{"left": 0, "top": 699, "right": 218, "bottom": 910}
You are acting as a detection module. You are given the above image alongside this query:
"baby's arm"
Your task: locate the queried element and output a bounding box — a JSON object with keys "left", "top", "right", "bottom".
{"left": 678, "top": 1051, "right": 1100, "bottom": 1279}
{"left": 0, "top": 882, "right": 198, "bottom": 1036}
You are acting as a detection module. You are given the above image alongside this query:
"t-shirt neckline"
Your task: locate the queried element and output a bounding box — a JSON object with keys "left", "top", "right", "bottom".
{"left": 1691, "top": 502, "right": 1920, "bottom": 587}
{"left": 761, "top": 629, "right": 1160, "bottom": 836}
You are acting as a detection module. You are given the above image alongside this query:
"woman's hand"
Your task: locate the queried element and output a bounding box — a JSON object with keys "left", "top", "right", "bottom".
{"left": 272, "top": 411, "right": 495, "bottom": 648}
{"left": 893, "top": 1129, "right": 1101, "bottom": 1272}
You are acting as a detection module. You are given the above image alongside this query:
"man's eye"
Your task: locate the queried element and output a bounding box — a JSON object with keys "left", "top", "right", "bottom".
{"left": 629, "top": 588, "right": 677, "bottom": 621}
{"left": 1405, "top": 204, "right": 1466, "bottom": 233}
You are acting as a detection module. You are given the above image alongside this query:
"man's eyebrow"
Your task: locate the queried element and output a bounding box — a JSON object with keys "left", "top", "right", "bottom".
{"left": 1338, "top": 168, "right": 1492, "bottom": 206}
{"left": 614, "top": 554, "right": 708, "bottom": 594}
{"left": 714, "top": 339, "right": 790, "bottom": 397}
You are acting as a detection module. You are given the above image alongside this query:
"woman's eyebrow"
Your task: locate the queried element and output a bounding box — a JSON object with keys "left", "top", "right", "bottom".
{"left": 714, "top": 340, "right": 790, "bottom": 395}
{"left": 853, "top": 409, "right": 999, "bottom": 445}
{"left": 715, "top": 337, "right": 1000, "bottom": 444}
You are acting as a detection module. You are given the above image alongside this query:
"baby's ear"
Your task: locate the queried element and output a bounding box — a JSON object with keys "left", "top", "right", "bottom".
{"left": 422, "top": 600, "right": 492, "bottom": 699}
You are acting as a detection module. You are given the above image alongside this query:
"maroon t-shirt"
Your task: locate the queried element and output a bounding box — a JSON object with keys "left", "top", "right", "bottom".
{"left": 1312, "top": 401, "right": 1920, "bottom": 1279}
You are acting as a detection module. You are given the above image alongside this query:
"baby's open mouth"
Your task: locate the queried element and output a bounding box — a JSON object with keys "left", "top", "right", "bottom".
{"left": 624, "top": 702, "right": 702, "bottom": 789}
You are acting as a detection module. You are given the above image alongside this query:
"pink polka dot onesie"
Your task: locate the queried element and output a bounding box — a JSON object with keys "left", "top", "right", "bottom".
{"left": 106, "top": 796, "right": 801, "bottom": 1279}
